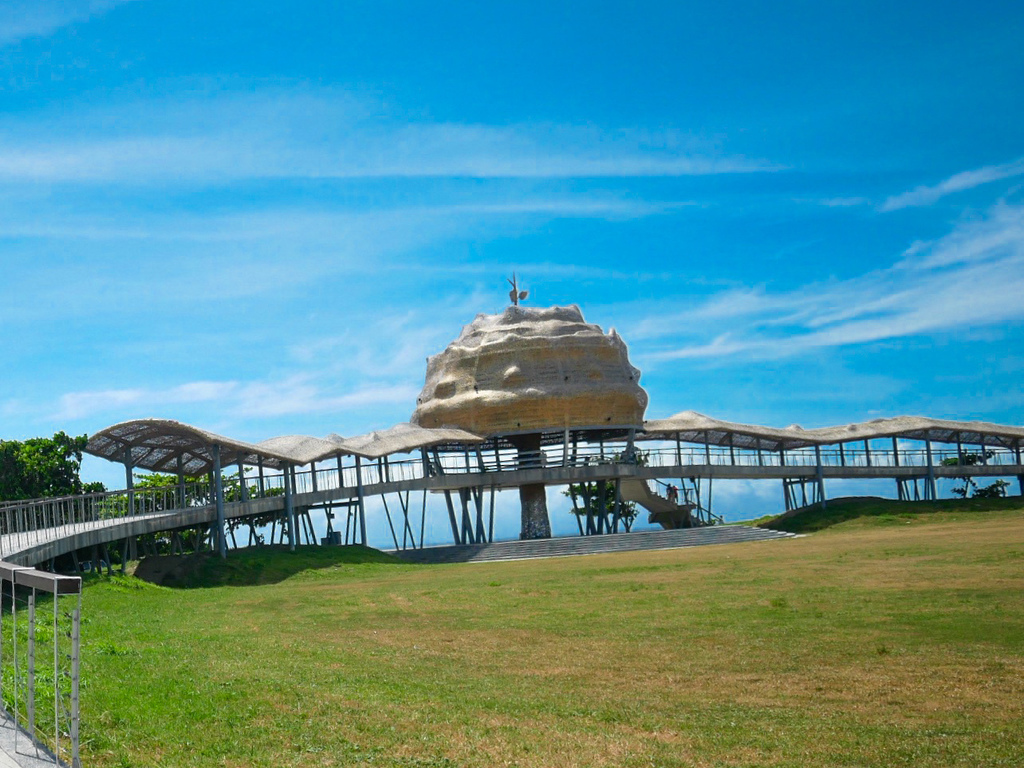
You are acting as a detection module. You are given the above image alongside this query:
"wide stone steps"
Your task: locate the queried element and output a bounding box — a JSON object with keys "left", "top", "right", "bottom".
{"left": 393, "top": 525, "right": 796, "bottom": 564}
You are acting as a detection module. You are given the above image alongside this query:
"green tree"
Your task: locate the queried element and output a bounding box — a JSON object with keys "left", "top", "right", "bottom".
{"left": 562, "top": 450, "right": 646, "bottom": 524}
{"left": 0, "top": 432, "right": 104, "bottom": 501}
{"left": 941, "top": 450, "right": 1000, "bottom": 498}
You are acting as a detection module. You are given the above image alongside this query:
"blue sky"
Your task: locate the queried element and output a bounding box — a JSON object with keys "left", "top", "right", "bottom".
{"left": 2, "top": 1, "right": 1023, "bottom": 520}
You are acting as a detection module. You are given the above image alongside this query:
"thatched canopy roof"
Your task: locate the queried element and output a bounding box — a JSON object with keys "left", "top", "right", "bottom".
{"left": 86, "top": 419, "right": 295, "bottom": 475}
{"left": 330, "top": 422, "right": 484, "bottom": 459}
{"left": 642, "top": 411, "right": 1024, "bottom": 451}
{"left": 86, "top": 419, "right": 486, "bottom": 473}
{"left": 87, "top": 410, "right": 1024, "bottom": 476}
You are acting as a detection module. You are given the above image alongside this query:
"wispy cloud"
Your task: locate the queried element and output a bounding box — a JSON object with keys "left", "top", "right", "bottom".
{"left": 0, "top": 89, "right": 779, "bottom": 183}
{"left": 819, "top": 196, "right": 870, "bottom": 208}
{"left": 881, "top": 156, "right": 1024, "bottom": 211}
{"left": 637, "top": 202, "right": 1024, "bottom": 362}
{"left": 54, "top": 376, "right": 418, "bottom": 422}
{"left": 0, "top": 0, "right": 138, "bottom": 47}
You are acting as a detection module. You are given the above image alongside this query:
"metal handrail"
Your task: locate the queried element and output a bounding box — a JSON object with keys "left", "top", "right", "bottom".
{"left": 2, "top": 443, "right": 1021, "bottom": 557}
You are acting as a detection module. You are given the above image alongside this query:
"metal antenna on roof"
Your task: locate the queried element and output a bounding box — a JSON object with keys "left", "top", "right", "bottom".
{"left": 507, "top": 272, "right": 529, "bottom": 306}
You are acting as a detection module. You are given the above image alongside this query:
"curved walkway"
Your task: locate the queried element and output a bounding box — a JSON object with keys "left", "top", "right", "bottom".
{"left": 2, "top": 450, "right": 1021, "bottom": 567}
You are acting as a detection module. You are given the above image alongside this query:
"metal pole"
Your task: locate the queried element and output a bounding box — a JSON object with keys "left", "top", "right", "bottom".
{"left": 54, "top": 588, "right": 59, "bottom": 766}
{"left": 27, "top": 590, "right": 35, "bottom": 743}
{"left": 71, "top": 593, "right": 81, "bottom": 768}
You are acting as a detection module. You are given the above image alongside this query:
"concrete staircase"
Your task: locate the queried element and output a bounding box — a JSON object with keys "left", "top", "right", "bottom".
{"left": 393, "top": 525, "right": 797, "bottom": 564}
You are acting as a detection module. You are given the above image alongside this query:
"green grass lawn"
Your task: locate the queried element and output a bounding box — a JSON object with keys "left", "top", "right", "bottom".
{"left": 756, "top": 494, "right": 1024, "bottom": 533}
{"left": 77, "top": 506, "right": 1024, "bottom": 767}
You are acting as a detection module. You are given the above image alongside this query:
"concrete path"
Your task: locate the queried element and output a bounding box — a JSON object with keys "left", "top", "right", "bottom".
{"left": 0, "top": 711, "right": 66, "bottom": 767}
{"left": 395, "top": 524, "right": 795, "bottom": 564}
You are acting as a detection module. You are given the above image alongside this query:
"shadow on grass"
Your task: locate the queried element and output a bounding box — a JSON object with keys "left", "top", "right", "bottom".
{"left": 132, "top": 544, "right": 410, "bottom": 588}
{"left": 758, "top": 495, "right": 1024, "bottom": 534}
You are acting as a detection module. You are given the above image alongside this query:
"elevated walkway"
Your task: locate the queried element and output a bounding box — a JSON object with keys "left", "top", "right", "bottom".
{"left": 393, "top": 525, "right": 796, "bottom": 564}
{"left": 3, "top": 439, "right": 1021, "bottom": 566}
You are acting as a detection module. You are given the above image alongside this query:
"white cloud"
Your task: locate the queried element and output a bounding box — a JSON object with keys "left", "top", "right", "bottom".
{"left": 639, "top": 202, "right": 1024, "bottom": 362}
{"left": 0, "top": 90, "right": 779, "bottom": 183}
{"left": 819, "top": 197, "right": 870, "bottom": 208}
{"left": 0, "top": 0, "right": 138, "bottom": 47}
{"left": 53, "top": 376, "right": 418, "bottom": 422}
{"left": 881, "top": 156, "right": 1024, "bottom": 211}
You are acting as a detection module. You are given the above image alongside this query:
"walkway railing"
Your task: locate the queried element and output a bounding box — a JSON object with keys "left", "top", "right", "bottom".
{"left": 0, "top": 563, "right": 81, "bottom": 767}
{"left": 2, "top": 441, "right": 1022, "bottom": 561}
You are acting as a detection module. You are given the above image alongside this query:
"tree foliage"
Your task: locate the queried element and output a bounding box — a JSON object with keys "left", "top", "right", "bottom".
{"left": 562, "top": 450, "right": 646, "bottom": 522}
{"left": 0, "top": 432, "right": 104, "bottom": 501}
{"left": 940, "top": 451, "right": 1008, "bottom": 498}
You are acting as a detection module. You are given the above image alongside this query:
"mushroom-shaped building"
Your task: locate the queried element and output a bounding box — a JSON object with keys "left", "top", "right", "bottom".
{"left": 412, "top": 304, "right": 649, "bottom": 538}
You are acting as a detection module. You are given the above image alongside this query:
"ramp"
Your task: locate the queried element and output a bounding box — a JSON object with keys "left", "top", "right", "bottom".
{"left": 619, "top": 479, "right": 694, "bottom": 529}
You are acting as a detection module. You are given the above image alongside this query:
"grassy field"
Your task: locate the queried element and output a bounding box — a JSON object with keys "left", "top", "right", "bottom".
{"left": 77, "top": 503, "right": 1024, "bottom": 767}
{"left": 755, "top": 494, "right": 1024, "bottom": 534}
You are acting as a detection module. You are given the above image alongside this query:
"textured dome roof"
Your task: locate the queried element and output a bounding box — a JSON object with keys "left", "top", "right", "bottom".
{"left": 411, "top": 305, "right": 648, "bottom": 434}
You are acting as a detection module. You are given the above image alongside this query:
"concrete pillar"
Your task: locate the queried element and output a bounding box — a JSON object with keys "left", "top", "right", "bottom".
{"left": 925, "top": 440, "right": 937, "bottom": 500}
{"left": 176, "top": 455, "right": 186, "bottom": 509}
{"left": 355, "top": 456, "right": 367, "bottom": 545}
{"left": 124, "top": 450, "right": 138, "bottom": 561}
{"left": 213, "top": 443, "right": 226, "bottom": 558}
{"left": 815, "top": 445, "right": 826, "bottom": 509}
{"left": 284, "top": 464, "right": 296, "bottom": 552}
{"left": 511, "top": 433, "right": 550, "bottom": 539}
{"left": 519, "top": 484, "right": 551, "bottom": 539}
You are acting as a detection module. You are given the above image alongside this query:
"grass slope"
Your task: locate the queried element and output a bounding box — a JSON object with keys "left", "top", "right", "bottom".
{"left": 80, "top": 510, "right": 1024, "bottom": 767}
{"left": 757, "top": 495, "right": 1024, "bottom": 534}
